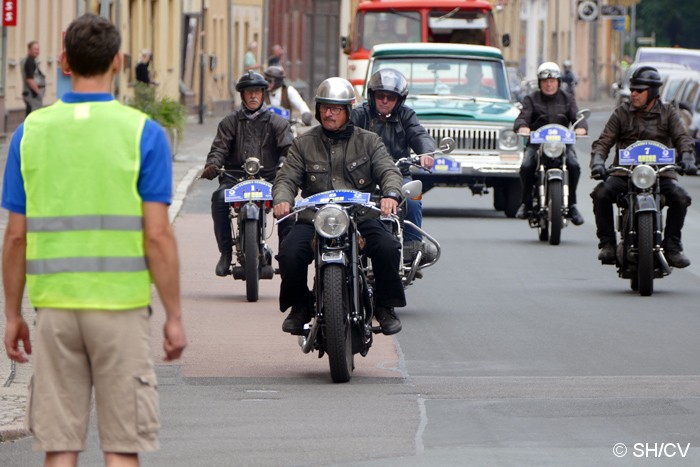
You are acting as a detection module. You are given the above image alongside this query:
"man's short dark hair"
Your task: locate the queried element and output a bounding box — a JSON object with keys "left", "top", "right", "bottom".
{"left": 64, "top": 14, "right": 121, "bottom": 77}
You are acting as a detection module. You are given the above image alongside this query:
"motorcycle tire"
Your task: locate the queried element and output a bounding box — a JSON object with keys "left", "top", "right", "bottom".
{"left": 323, "top": 264, "right": 354, "bottom": 383}
{"left": 244, "top": 219, "right": 260, "bottom": 302}
{"left": 547, "top": 180, "right": 563, "bottom": 246}
{"left": 637, "top": 212, "right": 654, "bottom": 296}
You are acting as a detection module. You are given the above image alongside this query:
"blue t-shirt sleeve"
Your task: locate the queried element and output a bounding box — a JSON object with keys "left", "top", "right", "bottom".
{"left": 138, "top": 119, "right": 173, "bottom": 204}
{"left": 1, "top": 125, "right": 26, "bottom": 214}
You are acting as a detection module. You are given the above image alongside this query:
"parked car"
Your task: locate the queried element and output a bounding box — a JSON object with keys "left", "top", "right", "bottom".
{"left": 635, "top": 47, "right": 700, "bottom": 72}
{"left": 364, "top": 43, "right": 523, "bottom": 217}
{"left": 659, "top": 69, "right": 700, "bottom": 103}
{"left": 612, "top": 61, "right": 688, "bottom": 107}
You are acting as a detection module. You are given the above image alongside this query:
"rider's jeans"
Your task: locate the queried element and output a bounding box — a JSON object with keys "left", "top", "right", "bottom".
{"left": 403, "top": 176, "right": 423, "bottom": 243}
{"left": 590, "top": 175, "right": 692, "bottom": 251}
{"left": 277, "top": 221, "right": 406, "bottom": 313}
{"left": 520, "top": 145, "right": 581, "bottom": 206}
{"left": 211, "top": 181, "right": 236, "bottom": 254}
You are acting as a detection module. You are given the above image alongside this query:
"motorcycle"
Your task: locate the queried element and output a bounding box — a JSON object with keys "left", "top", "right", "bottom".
{"left": 603, "top": 140, "right": 677, "bottom": 296}
{"left": 378, "top": 137, "right": 455, "bottom": 288}
{"left": 524, "top": 109, "right": 589, "bottom": 245}
{"left": 220, "top": 159, "right": 275, "bottom": 302}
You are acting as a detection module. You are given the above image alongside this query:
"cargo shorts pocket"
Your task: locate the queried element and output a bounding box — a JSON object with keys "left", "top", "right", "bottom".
{"left": 25, "top": 376, "right": 35, "bottom": 433}
{"left": 134, "top": 374, "right": 160, "bottom": 437}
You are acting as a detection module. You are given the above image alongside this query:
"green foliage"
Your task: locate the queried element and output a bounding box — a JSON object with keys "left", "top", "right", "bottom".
{"left": 636, "top": 0, "right": 700, "bottom": 49}
{"left": 129, "top": 83, "right": 186, "bottom": 136}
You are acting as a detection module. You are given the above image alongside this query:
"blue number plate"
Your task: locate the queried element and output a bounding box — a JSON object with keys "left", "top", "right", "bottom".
{"left": 224, "top": 180, "right": 273, "bottom": 203}
{"left": 530, "top": 124, "right": 576, "bottom": 144}
{"left": 618, "top": 141, "right": 675, "bottom": 166}
{"left": 433, "top": 156, "right": 461, "bottom": 173}
{"left": 269, "top": 106, "right": 290, "bottom": 120}
{"left": 295, "top": 190, "right": 371, "bottom": 208}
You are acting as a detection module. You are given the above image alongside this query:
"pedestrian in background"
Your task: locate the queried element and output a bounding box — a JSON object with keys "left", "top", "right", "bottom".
{"left": 244, "top": 41, "right": 260, "bottom": 71}
{"left": 135, "top": 49, "right": 156, "bottom": 85}
{"left": 268, "top": 44, "right": 284, "bottom": 67}
{"left": 2, "top": 13, "right": 187, "bottom": 467}
{"left": 21, "top": 40, "right": 45, "bottom": 116}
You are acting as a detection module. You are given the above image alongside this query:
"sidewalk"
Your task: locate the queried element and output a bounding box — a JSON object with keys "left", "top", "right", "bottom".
{"left": 0, "top": 114, "right": 219, "bottom": 442}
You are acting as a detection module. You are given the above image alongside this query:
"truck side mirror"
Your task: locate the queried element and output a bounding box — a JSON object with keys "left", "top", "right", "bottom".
{"left": 502, "top": 33, "right": 511, "bottom": 48}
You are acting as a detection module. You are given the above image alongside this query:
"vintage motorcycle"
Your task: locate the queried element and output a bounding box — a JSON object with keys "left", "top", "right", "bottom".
{"left": 603, "top": 141, "right": 677, "bottom": 296}
{"left": 221, "top": 158, "right": 275, "bottom": 302}
{"left": 524, "top": 109, "right": 589, "bottom": 245}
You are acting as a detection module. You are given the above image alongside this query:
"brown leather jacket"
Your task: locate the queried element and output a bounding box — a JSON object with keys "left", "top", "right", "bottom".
{"left": 591, "top": 100, "right": 695, "bottom": 177}
{"left": 273, "top": 125, "right": 403, "bottom": 219}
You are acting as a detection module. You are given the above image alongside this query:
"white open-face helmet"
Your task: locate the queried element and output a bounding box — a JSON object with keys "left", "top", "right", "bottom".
{"left": 537, "top": 62, "right": 561, "bottom": 81}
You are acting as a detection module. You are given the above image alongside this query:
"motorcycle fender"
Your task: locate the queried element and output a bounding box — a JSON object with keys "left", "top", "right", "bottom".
{"left": 634, "top": 194, "right": 657, "bottom": 213}
{"left": 546, "top": 168, "right": 564, "bottom": 181}
{"left": 238, "top": 202, "right": 260, "bottom": 221}
{"left": 320, "top": 250, "right": 347, "bottom": 266}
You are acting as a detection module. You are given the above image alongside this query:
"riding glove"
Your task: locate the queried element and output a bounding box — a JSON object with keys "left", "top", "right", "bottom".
{"left": 201, "top": 165, "right": 219, "bottom": 180}
{"left": 590, "top": 153, "right": 607, "bottom": 180}
{"left": 679, "top": 152, "right": 698, "bottom": 176}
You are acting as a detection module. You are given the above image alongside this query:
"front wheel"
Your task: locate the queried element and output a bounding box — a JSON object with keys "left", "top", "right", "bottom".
{"left": 243, "top": 219, "right": 260, "bottom": 302}
{"left": 547, "top": 180, "right": 563, "bottom": 245}
{"left": 323, "top": 264, "right": 353, "bottom": 383}
{"left": 637, "top": 212, "right": 654, "bottom": 296}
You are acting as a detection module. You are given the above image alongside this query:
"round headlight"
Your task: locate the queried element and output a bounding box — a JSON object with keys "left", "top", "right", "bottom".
{"left": 244, "top": 158, "right": 262, "bottom": 176}
{"left": 499, "top": 129, "right": 519, "bottom": 150}
{"left": 631, "top": 164, "right": 656, "bottom": 189}
{"left": 314, "top": 204, "right": 350, "bottom": 238}
{"left": 543, "top": 142, "right": 565, "bottom": 159}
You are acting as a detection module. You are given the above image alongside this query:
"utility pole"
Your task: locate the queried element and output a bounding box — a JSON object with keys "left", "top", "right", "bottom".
{"left": 199, "top": 0, "right": 206, "bottom": 124}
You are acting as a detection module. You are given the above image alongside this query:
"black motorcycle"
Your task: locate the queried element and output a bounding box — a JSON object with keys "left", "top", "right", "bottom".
{"left": 277, "top": 189, "right": 389, "bottom": 383}
{"left": 221, "top": 159, "right": 275, "bottom": 302}
{"left": 524, "top": 110, "right": 589, "bottom": 245}
{"left": 604, "top": 141, "right": 677, "bottom": 296}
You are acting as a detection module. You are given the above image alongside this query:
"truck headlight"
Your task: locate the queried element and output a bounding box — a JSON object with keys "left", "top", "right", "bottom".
{"left": 314, "top": 204, "right": 349, "bottom": 238}
{"left": 499, "top": 129, "right": 519, "bottom": 150}
{"left": 631, "top": 164, "right": 656, "bottom": 189}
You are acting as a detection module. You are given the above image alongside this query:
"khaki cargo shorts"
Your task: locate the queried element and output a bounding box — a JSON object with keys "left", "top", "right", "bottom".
{"left": 27, "top": 307, "right": 160, "bottom": 453}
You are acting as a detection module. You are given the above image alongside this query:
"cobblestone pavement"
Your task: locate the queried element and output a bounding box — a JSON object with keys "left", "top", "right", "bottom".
{"left": 0, "top": 114, "right": 218, "bottom": 442}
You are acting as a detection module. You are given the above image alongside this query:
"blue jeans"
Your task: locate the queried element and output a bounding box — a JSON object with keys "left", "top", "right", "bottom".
{"left": 403, "top": 176, "right": 423, "bottom": 243}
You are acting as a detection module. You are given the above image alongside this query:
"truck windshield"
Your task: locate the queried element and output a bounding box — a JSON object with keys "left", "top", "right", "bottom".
{"left": 358, "top": 11, "right": 421, "bottom": 51}
{"left": 372, "top": 57, "right": 510, "bottom": 101}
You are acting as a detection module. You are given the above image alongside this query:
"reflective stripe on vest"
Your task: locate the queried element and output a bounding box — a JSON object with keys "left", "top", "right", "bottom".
{"left": 21, "top": 100, "right": 151, "bottom": 310}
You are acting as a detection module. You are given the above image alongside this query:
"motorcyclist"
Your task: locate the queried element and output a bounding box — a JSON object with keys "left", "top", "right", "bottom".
{"left": 264, "top": 65, "right": 313, "bottom": 126}
{"left": 350, "top": 68, "right": 435, "bottom": 259}
{"left": 561, "top": 59, "right": 577, "bottom": 97}
{"left": 201, "top": 71, "right": 293, "bottom": 277}
{"left": 514, "top": 61, "right": 587, "bottom": 225}
{"left": 590, "top": 65, "right": 697, "bottom": 268}
{"left": 273, "top": 77, "right": 405, "bottom": 336}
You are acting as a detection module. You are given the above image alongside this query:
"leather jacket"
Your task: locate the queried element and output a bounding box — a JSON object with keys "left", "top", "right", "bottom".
{"left": 351, "top": 103, "right": 435, "bottom": 176}
{"left": 514, "top": 89, "right": 588, "bottom": 135}
{"left": 273, "top": 125, "right": 403, "bottom": 221}
{"left": 205, "top": 105, "right": 293, "bottom": 182}
{"left": 591, "top": 99, "right": 696, "bottom": 178}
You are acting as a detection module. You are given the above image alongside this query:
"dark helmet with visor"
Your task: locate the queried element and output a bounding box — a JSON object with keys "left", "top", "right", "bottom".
{"left": 235, "top": 71, "right": 268, "bottom": 92}
{"left": 629, "top": 66, "right": 662, "bottom": 105}
{"left": 367, "top": 68, "right": 409, "bottom": 116}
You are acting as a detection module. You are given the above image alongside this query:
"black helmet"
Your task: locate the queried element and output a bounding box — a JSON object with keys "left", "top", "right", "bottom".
{"left": 629, "top": 66, "right": 662, "bottom": 105}
{"left": 367, "top": 68, "right": 408, "bottom": 116}
{"left": 264, "top": 66, "right": 286, "bottom": 90}
{"left": 235, "top": 71, "right": 267, "bottom": 92}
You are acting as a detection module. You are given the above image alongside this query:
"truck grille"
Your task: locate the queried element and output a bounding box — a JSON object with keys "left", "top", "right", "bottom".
{"left": 425, "top": 126, "right": 499, "bottom": 151}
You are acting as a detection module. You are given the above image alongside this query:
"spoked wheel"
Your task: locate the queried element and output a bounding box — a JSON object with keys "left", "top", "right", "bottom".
{"left": 637, "top": 212, "right": 654, "bottom": 296}
{"left": 243, "top": 219, "right": 259, "bottom": 302}
{"left": 547, "top": 180, "right": 563, "bottom": 245}
{"left": 323, "top": 264, "right": 353, "bottom": 383}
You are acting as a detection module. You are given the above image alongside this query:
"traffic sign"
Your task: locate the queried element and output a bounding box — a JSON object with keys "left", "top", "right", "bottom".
{"left": 578, "top": 0, "right": 600, "bottom": 22}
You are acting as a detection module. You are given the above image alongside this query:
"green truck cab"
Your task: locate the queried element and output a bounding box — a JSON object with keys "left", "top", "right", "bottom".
{"left": 364, "top": 43, "right": 523, "bottom": 217}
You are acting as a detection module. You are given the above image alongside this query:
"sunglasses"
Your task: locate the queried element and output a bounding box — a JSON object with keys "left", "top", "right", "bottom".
{"left": 630, "top": 88, "right": 647, "bottom": 94}
{"left": 319, "top": 104, "right": 344, "bottom": 115}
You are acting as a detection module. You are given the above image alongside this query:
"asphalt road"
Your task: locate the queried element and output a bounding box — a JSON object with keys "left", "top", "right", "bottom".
{"left": 3, "top": 108, "right": 700, "bottom": 466}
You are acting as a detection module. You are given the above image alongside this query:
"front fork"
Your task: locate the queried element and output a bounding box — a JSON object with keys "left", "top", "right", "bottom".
{"left": 536, "top": 166, "right": 569, "bottom": 213}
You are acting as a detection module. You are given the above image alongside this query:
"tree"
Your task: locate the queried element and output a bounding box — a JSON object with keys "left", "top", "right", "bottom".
{"left": 636, "top": 0, "right": 700, "bottom": 49}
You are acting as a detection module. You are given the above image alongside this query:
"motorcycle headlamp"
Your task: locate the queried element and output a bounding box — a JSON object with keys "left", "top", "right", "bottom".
{"left": 243, "top": 158, "right": 262, "bottom": 176}
{"left": 499, "top": 129, "right": 519, "bottom": 150}
{"left": 543, "top": 142, "right": 566, "bottom": 159}
{"left": 631, "top": 164, "right": 656, "bottom": 189}
{"left": 314, "top": 204, "right": 350, "bottom": 238}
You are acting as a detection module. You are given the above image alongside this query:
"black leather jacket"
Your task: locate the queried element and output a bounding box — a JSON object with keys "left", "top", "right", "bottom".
{"left": 351, "top": 103, "right": 435, "bottom": 176}
{"left": 514, "top": 89, "right": 588, "bottom": 134}
{"left": 205, "top": 105, "right": 293, "bottom": 182}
